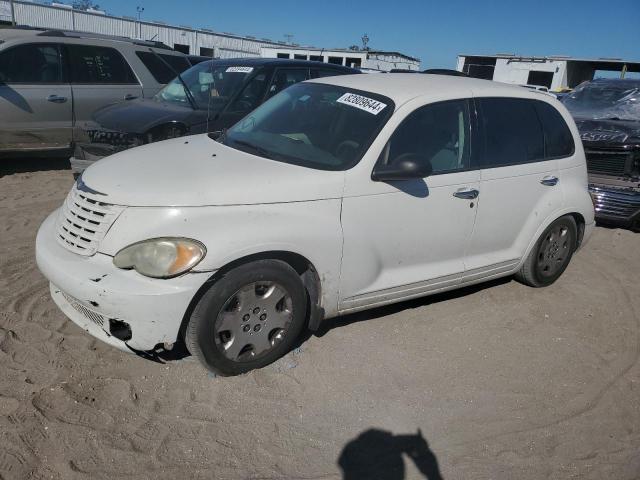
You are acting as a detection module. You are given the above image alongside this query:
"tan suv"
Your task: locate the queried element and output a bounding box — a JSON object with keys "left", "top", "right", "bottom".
{"left": 0, "top": 28, "right": 193, "bottom": 156}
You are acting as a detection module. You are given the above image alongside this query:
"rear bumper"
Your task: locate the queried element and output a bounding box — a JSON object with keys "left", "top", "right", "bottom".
{"left": 36, "top": 210, "right": 212, "bottom": 352}
{"left": 589, "top": 183, "right": 640, "bottom": 230}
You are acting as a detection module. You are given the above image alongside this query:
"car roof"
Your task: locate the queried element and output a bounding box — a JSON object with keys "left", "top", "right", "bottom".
{"left": 0, "top": 27, "right": 176, "bottom": 51}
{"left": 307, "top": 73, "right": 547, "bottom": 107}
{"left": 205, "top": 57, "right": 358, "bottom": 71}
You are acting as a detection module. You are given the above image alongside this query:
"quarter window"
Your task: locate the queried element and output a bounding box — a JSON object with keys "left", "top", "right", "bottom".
{"left": 534, "top": 101, "right": 575, "bottom": 158}
{"left": 477, "top": 98, "right": 545, "bottom": 167}
{"left": 0, "top": 44, "right": 62, "bottom": 83}
{"left": 384, "top": 100, "right": 471, "bottom": 174}
{"left": 135, "top": 51, "right": 191, "bottom": 84}
{"left": 68, "top": 45, "right": 137, "bottom": 84}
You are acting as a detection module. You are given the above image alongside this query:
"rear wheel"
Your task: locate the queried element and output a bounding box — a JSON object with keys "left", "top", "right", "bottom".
{"left": 516, "top": 215, "right": 577, "bottom": 287}
{"left": 185, "top": 260, "right": 308, "bottom": 375}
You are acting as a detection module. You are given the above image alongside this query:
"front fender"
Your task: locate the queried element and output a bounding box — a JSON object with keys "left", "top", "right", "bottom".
{"left": 99, "top": 200, "right": 344, "bottom": 317}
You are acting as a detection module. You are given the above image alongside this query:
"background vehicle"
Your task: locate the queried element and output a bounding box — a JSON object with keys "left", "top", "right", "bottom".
{"left": 36, "top": 75, "right": 594, "bottom": 375}
{"left": 70, "top": 58, "right": 359, "bottom": 174}
{"left": 0, "top": 28, "right": 194, "bottom": 156}
{"left": 563, "top": 78, "right": 640, "bottom": 230}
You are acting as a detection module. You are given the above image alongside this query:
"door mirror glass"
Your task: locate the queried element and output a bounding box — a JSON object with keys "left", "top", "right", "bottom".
{"left": 372, "top": 153, "right": 433, "bottom": 181}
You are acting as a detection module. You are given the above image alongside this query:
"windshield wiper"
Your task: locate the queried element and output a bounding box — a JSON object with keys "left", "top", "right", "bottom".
{"left": 149, "top": 48, "right": 197, "bottom": 110}
{"left": 232, "top": 139, "right": 274, "bottom": 159}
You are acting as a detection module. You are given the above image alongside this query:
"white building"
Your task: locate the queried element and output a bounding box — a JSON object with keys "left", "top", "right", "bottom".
{"left": 0, "top": 0, "right": 420, "bottom": 71}
{"left": 457, "top": 54, "right": 640, "bottom": 91}
{"left": 261, "top": 46, "right": 420, "bottom": 71}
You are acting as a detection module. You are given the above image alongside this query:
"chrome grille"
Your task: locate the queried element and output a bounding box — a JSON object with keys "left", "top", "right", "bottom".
{"left": 590, "top": 186, "right": 640, "bottom": 219}
{"left": 61, "top": 291, "right": 105, "bottom": 328}
{"left": 585, "top": 149, "right": 631, "bottom": 176}
{"left": 56, "top": 185, "right": 124, "bottom": 256}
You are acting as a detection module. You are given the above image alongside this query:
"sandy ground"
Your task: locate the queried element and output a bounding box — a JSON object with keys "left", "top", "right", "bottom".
{"left": 0, "top": 166, "right": 639, "bottom": 480}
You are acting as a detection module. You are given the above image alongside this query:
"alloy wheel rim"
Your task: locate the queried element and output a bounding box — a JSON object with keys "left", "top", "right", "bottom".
{"left": 213, "top": 282, "right": 293, "bottom": 362}
{"left": 537, "top": 225, "right": 570, "bottom": 277}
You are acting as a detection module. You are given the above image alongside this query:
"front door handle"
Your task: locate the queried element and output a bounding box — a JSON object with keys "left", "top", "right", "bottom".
{"left": 540, "top": 175, "right": 559, "bottom": 186}
{"left": 47, "top": 94, "right": 67, "bottom": 103}
{"left": 124, "top": 94, "right": 138, "bottom": 101}
{"left": 453, "top": 187, "right": 479, "bottom": 199}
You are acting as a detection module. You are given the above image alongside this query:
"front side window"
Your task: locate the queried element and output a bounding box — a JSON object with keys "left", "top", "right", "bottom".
{"left": 68, "top": 45, "right": 137, "bottom": 84}
{"left": 0, "top": 44, "right": 62, "bottom": 83}
{"left": 382, "top": 99, "right": 471, "bottom": 174}
{"left": 266, "top": 68, "right": 308, "bottom": 100}
{"left": 225, "top": 72, "right": 269, "bottom": 114}
{"left": 477, "top": 97, "right": 544, "bottom": 168}
{"left": 222, "top": 82, "right": 394, "bottom": 171}
{"left": 156, "top": 62, "right": 255, "bottom": 111}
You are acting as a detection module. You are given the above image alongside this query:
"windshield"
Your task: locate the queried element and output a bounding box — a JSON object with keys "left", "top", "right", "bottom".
{"left": 155, "top": 62, "right": 255, "bottom": 110}
{"left": 563, "top": 81, "right": 640, "bottom": 121}
{"left": 221, "top": 83, "right": 394, "bottom": 171}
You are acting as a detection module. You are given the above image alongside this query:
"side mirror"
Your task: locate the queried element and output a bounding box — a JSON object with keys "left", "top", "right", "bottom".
{"left": 371, "top": 153, "right": 433, "bottom": 182}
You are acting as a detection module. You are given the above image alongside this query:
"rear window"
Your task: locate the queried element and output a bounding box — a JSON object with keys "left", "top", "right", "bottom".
{"left": 68, "top": 45, "right": 137, "bottom": 84}
{"left": 136, "top": 51, "right": 191, "bottom": 84}
{"left": 534, "top": 101, "right": 574, "bottom": 158}
{"left": 477, "top": 97, "right": 545, "bottom": 168}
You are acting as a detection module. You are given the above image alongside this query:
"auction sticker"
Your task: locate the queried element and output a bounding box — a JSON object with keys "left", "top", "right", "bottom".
{"left": 226, "top": 66, "right": 254, "bottom": 73}
{"left": 336, "top": 93, "right": 387, "bottom": 115}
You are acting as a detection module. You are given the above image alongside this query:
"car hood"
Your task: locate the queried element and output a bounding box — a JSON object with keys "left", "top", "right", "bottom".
{"left": 93, "top": 98, "right": 202, "bottom": 134}
{"left": 574, "top": 117, "right": 640, "bottom": 147}
{"left": 81, "top": 134, "right": 345, "bottom": 207}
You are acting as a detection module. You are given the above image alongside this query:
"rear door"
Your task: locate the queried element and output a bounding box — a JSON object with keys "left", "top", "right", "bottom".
{"left": 0, "top": 43, "right": 72, "bottom": 151}
{"left": 464, "top": 97, "right": 562, "bottom": 276}
{"left": 67, "top": 44, "right": 143, "bottom": 126}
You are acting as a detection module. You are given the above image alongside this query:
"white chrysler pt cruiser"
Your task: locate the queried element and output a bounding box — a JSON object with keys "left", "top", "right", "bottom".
{"left": 36, "top": 74, "right": 595, "bottom": 375}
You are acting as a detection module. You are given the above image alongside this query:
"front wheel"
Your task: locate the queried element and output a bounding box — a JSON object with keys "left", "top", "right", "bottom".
{"left": 516, "top": 215, "right": 577, "bottom": 287}
{"left": 185, "top": 260, "right": 308, "bottom": 376}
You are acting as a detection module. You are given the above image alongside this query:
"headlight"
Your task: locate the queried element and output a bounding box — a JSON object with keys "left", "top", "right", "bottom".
{"left": 113, "top": 238, "right": 206, "bottom": 278}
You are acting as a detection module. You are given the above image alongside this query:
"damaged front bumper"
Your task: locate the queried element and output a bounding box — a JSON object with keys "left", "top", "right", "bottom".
{"left": 36, "top": 210, "right": 212, "bottom": 352}
{"left": 71, "top": 127, "right": 145, "bottom": 175}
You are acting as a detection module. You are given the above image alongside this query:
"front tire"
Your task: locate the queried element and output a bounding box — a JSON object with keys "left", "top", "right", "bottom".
{"left": 185, "top": 260, "right": 308, "bottom": 376}
{"left": 516, "top": 215, "right": 577, "bottom": 287}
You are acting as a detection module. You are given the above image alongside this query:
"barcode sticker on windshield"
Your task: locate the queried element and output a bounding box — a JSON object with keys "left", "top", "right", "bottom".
{"left": 226, "top": 66, "right": 254, "bottom": 73}
{"left": 336, "top": 93, "right": 387, "bottom": 115}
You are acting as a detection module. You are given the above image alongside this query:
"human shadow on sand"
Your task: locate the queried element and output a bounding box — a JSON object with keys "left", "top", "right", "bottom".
{"left": 338, "top": 428, "right": 443, "bottom": 479}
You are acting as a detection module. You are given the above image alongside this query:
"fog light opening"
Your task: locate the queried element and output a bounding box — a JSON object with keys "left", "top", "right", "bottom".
{"left": 109, "top": 319, "right": 132, "bottom": 341}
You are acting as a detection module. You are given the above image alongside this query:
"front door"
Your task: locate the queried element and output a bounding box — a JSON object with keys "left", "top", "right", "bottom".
{"left": 339, "top": 99, "right": 479, "bottom": 313}
{"left": 0, "top": 43, "right": 72, "bottom": 151}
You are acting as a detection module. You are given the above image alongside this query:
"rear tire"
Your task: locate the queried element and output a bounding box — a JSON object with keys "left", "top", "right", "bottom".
{"left": 185, "top": 260, "right": 308, "bottom": 376}
{"left": 516, "top": 215, "right": 577, "bottom": 287}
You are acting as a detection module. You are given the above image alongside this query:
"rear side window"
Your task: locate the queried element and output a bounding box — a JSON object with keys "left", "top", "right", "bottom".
{"left": 68, "top": 45, "right": 137, "bottom": 84}
{"left": 0, "top": 44, "right": 62, "bottom": 83}
{"left": 534, "top": 101, "right": 575, "bottom": 158}
{"left": 477, "top": 97, "right": 544, "bottom": 168}
{"left": 136, "top": 51, "right": 191, "bottom": 84}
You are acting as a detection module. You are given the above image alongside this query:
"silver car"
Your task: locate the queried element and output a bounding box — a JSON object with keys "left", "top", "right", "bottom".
{"left": 0, "top": 28, "right": 193, "bottom": 155}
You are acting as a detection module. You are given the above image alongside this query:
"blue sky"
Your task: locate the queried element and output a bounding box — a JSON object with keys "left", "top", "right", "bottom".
{"left": 94, "top": 0, "right": 638, "bottom": 69}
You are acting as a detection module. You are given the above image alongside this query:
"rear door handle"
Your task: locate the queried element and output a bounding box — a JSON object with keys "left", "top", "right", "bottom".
{"left": 540, "top": 175, "right": 559, "bottom": 186}
{"left": 453, "top": 187, "right": 479, "bottom": 199}
{"left": 47, "top": 95, "right": 67, "bottom": 103}
{"left": 124, "top": 94, "right": 138, "bottom": 101}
